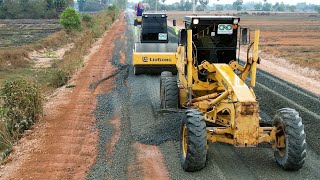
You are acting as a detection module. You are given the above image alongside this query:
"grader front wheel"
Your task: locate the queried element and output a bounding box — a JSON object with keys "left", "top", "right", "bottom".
{"left": 180, "top": 109, "right": 207, "bottom": 172}
{"left": 273, "top": 108, "right": 307, "bottom": 171}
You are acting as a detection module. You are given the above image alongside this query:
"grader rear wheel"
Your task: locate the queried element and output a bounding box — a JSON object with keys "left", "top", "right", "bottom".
{"left": 273, "top": 108, "right": 307, "bottom": 171}
{"left": 180, "top": 109, "right": 207, "bottom": 172}
{"left": 160, "top": 75, "right": 178, "bottom": 109}
{"left": 161, "top": 71, "right": 173, "bottom": 78}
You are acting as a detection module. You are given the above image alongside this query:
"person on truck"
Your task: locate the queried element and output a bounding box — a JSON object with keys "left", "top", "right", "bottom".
{"left": 136, "top": 3, "right": 142, "bottom": 16}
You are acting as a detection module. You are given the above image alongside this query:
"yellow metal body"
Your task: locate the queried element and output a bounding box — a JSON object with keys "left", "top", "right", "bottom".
{"left": 132, "top": 52, "right": 177, "bottom": 66}
{"left": 133, "top": 21, "right": 281, "bottom": 149}
{"left": 135, "top": 17, "right": 142, "bottom": 23}
{"left": 176, "top": 29, "right": 278, "bottom": 148}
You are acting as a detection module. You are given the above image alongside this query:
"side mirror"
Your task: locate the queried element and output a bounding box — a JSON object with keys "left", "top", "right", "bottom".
{"left": 173, "top": 19, "right": 176, "bottom": 27}
{"left": 134, "top": 19, "right": 138, "bottom": 26}
{"left": 241, "top": 28, "right": 250, "bottom": 45}
{"left": 178, "top": 29, "right": 187, "bottom": 46}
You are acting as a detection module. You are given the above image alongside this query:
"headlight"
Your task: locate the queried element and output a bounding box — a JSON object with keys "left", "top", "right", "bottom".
{"left": 193, "top": 18, "right": 199, "bottom": 25}
{"left": 233, "top": 18, "right": 239, "bottom": 25}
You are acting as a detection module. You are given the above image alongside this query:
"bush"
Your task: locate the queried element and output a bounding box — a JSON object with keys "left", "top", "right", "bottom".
{"left": 82, "top": 14, "right": 94, "bottom": 28}
{"left": 82, "top": 14, "right": 93, "bottom": 23}
{"left": 0, "top": 106, "right": 13, "bottom": 153}
{"left": 59, "top": 7, "right": 81, "bottom": 32}
{"left": 50, "top": 69, "right": 69, "bottom": 88}
{"left": 2, "top": 79, "right": 43, "bottom": 136}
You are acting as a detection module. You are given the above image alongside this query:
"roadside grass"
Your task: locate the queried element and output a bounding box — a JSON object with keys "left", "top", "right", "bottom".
{"left": 0, "top": 30, "right": 70, "bottom": 69}
{"left": 0, "top": 6, "right": 121, "bottom": 158}
{"left": 0, "top": 79, "right": 42, "bottom": 160}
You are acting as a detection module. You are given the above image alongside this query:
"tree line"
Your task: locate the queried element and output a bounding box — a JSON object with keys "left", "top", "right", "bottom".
{"left": 231, "top": 0, "right": 319, "bottom": 12}
{"left": 76, "top": 0, "right": 127, "bottom": 12}
{"left": 0, "top": 0, "right": 128, "bottom": 19}
{"left": 0, "top": 0, "right": 74, "bottom": 19}
{"left": 138, "top": 0, "right": 320, "bottom": 13}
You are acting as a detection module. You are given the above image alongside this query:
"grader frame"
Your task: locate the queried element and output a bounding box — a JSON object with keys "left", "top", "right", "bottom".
{"left": 159, "top": 16, "right": 306, "bottom": 172}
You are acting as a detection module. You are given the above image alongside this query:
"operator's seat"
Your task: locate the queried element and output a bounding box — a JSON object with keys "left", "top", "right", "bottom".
{"left": 198, "top": 36, "right": 218, "bottom": 63}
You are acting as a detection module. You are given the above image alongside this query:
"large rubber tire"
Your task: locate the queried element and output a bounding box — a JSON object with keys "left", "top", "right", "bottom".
{"left": 161, "top": 71, "right": 173, "bottom": 78}
{"left": 160, "top": 75, "right": 178, "bottom": 109}
{"left": 180, "top": 109, "right": 207, "bottom": 172}
{"left": 272, "top": 108, "right": 307, "bottom": 171}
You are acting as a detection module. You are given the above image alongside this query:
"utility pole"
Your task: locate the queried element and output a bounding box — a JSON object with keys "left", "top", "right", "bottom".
{"left": 193, "top": 0, "right": 195, "bottom": 14}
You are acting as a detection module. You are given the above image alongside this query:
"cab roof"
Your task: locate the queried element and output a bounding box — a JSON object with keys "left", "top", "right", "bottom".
{"left": 184, "top": 16, "right": 240, "bottom": 23}
{"left": 142, "top": 13, "right": 167, "bottom": 17}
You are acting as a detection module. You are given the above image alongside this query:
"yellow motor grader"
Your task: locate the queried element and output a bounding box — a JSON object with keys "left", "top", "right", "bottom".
{"left": 159, "top": 16, "right": 306, "bottom": 171}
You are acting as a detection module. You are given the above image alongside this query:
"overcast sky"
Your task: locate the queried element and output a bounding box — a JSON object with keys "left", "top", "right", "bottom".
{"left": 131, "top": 0, "right": 320, "bottom": 5}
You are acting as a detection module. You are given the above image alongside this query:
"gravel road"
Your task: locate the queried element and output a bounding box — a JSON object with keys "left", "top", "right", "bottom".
{"left": 4, "top": 10, "right": 319, "bottom": 180}
{"left": 85, "top": 10, "right": 320, "bottom": 179}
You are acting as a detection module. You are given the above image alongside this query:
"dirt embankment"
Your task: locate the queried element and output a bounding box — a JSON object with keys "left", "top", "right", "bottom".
{"left": 0, "top": 15, "right": 124, "bottom": 180}
{"left": 239, "top": 50, "right": 320, "bottom": 95}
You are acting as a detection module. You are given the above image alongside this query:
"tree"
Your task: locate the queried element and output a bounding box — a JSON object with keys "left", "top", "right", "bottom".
{"left": 185, "top": 0, "right": 192, "bottom": 11}
{"left": 272, "top": 2, "right": 279, "bottom": 10}
{"left": 262, "top": 2, "right": 271, "bottom": 11}
{"left": 77, "top": 0, "right": 85, "bottom": 11}
{"left": 273, "top": 2, "right": 285, "bottom": 11}
{"left": 142, "top": 0, "right": 159, "bottom": 11}
{"left": 179, "top": 0, "right": 185, "bottom": 10}
{"left": 82, "top": 0, "right": 104, "bottom": 11}
{"left": 199, "top": 0, "right": 208, "bottom": 6}
{"left": 216, "top": 4, "right": 223, "bottom": 10}
{"left": 296, "top": 2, "right": 308, "bottom": 11}
{"left": 315, "top": 5, "right": 320, "bottom": 13}
{"left": 233, "top": 0, "right": 243, "bottom": 11}
{"left": 254, "top": 2, "right": 262, "bottom": 10}
{"left": 53, "top": 0, "right": 70, "bottom": 12}
{"left": 278, "top": 2, "right": 285, "bottom": 11}
{"left": 288, "top": 5, "right": 296, "bottom": 12}
{"left": 199, "top": 0, "right": 208, "bottom": 10}
{"left": 59, "top": 7, "right": 81, "bottom": 31}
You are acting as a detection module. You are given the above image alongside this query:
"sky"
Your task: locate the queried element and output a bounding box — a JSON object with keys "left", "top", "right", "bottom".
{"left": 131, "top": 0, "right": 320, "bottom": 5}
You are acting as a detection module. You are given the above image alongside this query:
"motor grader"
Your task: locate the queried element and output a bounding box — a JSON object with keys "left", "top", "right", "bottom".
{"left": 159, "top": 16, "right": 306, "bottom": 171}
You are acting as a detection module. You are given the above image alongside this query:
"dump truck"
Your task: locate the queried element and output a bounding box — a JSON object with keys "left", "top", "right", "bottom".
{"left": 158, "top": 16, "right": 306, "bottom": 171}
{"left": 133, "top": 13, "right": 178, "bottom": 75}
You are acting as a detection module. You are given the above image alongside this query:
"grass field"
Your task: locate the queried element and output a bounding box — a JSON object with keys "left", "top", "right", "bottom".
{"left": 0, "top": 19, "right": 61, "bottom": 47}
{"left": 166, "top": 11, "right": 320, "bottom": 71}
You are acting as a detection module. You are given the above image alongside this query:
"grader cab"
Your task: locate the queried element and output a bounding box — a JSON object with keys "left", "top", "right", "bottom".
{"left": 159, "top": 16, "right": 306, "bottom": 171}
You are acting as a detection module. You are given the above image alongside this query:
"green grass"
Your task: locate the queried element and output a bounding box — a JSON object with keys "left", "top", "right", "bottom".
{"left": 0, "top": 7, "right": 122, "bottom": 160}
